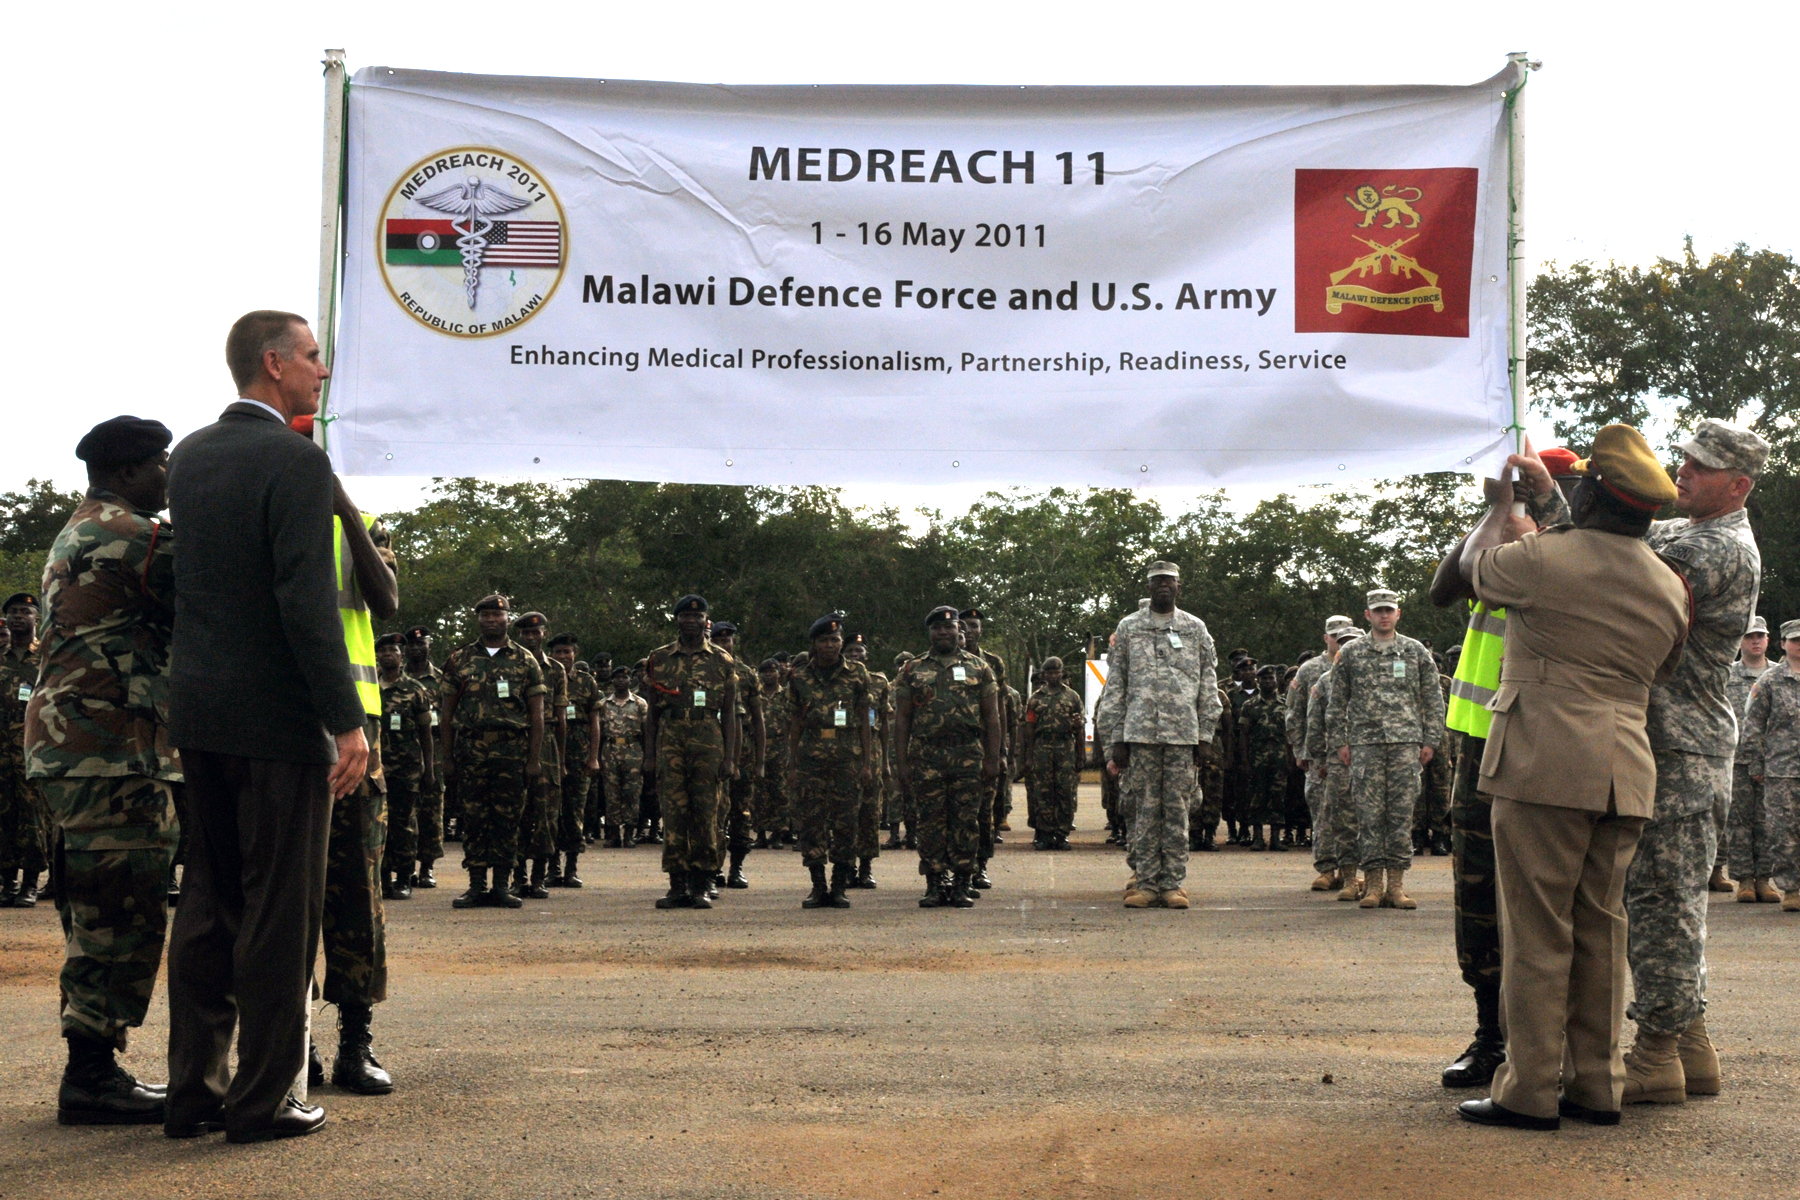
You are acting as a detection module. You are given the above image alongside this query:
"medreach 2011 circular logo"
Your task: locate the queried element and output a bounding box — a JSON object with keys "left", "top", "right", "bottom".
{"left": 378, "top": 147, "right": 567, "bottom": 338}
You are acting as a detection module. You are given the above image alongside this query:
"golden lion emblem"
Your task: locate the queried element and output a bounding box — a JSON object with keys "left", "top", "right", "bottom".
{"left": 1345, "top": 184, "right": 1423, "bottom": 229}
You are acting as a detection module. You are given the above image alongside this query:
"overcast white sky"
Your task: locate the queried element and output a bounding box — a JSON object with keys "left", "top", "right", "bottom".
{"left": 6, "top": 1, "right": 1793, "bottom": 519}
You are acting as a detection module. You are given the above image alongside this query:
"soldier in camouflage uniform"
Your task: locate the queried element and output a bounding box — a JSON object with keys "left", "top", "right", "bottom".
{"left": 1306, "top": 629, "right": 1360, "bottom": 896}
{"left": 548, "top": 634, "right": 600, "bottom": 887}
{"left": 402, "top": 626, "right": 445, "bottom": 885}
{"left": 1725, "top": 619, "right": 1773, "bottom": 900}
{"left": 585, "top": 652, "right": 614, "bottom": 840}
{"left": 1238, "top": 665, "right": 1289, "bottom": 851}
{"left": 785, "top": 615, "right": 873, "bottom": 907}
{"left": 441, "top": 594, "right": 546, "bottom": 909}
{"left": 643, "top": 595, "right": 739, "bottom": 909}
{"left": 24, "top": 417, "right": 176, "bottom": 1124}
{"left": 886, "top": 650, "right": 916, "bottom": 847}
{"left": 377, "top": 634, "right": 436, "bottom": 902}
{"left": 599, "top": 668, "right": 648, "bottom": 844}
{"left": 1192, "top": 681, "right": 1232, "bottom": 853}
{"left": 1095, "top": 563, "right": 1222, "bottom": 909}
{"left": 1222, "top": 654, "right": 1258, "bottom": 844}
{"left": 1288, "top": 618, "right": 1352, "bottom": 887}
{"left": 1021, "top": 657, "right": 1083, "bottom": 850}
{"left": 510, "top": 612, "right": 566, "bottom": 899}
{"left": 1742, "top": 621, "right": 1800, "bottom": 911}
{"left": 756, "top": 658, "right": 791, "bottom": 847}
{"left": 1414, "top": 666, "right": 1454, "bottom": 855}
{"left": 1, "top": 591, "right": 48, "bottom": 905}
{"left": 1326, "top": 590, "right": 1444, "bottom": 909}
{"left": 845, "top": 634, "right": 890, "bottom": 888}
{"left": 958, "top": 609, "right": 1009, "bottom": 890}
{"left": 1624, "top": 420, "right": 1766, "bottom": 1103}
{"left": 896, "top": 606, "right": 1003, "bottom": 907}
{"left": 710, "top": 622, "right": 765, "bottom": 890}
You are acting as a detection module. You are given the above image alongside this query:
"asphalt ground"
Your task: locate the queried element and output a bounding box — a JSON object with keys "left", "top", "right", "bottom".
{"left": 1, "top": 782, "right": 1795, "bottom": 1200}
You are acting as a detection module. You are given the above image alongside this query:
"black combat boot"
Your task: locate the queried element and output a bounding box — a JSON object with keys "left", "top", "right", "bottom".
{"left": 524, "top": 859, "right": 550, "bottom": 900}
{"left": 562, "top": 852, "right": 584, "bottom": 888}
{"left": 621, "top": 827, "right": 636, "bottom": 848}
{"left": 1268, "top": 828, "right": 1287, "bottom": 853}
{"left": 58, "top": 1033, "right": 166, "bottom": 1126}
{"left": 414, "top": 860, "right": 436, "bottom": 889}
{"left": 380, "top": 868, "right": 395, "bottom": 900}
{"left": 726, "top": 851, "right": 749, "bottom": 889}
{"left": 755, "top": 831, "right": 771, "bottom": 850}
{"left": 1249, "top": 828, "right": 1267, "bottom": 851}
{"left": 0, "top": 869, "right": 17, "bottom": 907}
{"left": 802, "top": 864, "right": 830, "bottom": 909}
{"left": 488, "top": 868, "right": 524, "bottom": 909}
{"left": 15, "top": 872, "right": 40, "bottom": 907}
{"left": 854, "top": 857, "right": 877, "bottom": 889}
{"left": 920, "top": 871, "right": 947, "bottom": 908}
{"left": 827, "top": 863, "right": 853, "bottom": 909}
{"left": 883, "top": 825, "right": 904, "bottom": 850}
{"left": 971, "top": 861, "right": 993, "bottom": 891}
{"left": 1442, "top": 986, "right": 1506, "bottom": 1088}
{"left": 331, "top": 1002, "right": 394, "bottom": 1095}
{"left": 1052, "top": 835, "right": 1072, "bottom": 851}
{"left": 393, "top": 868, "right": 413, "bottom": 899}
{"left": 902, "top": 824, "right": 916, "bottom": 850}
{"left": 949, "top": 872, "right": 976, "bottom": 908}
{"left": 688, "top": 869, "right": 714, "bottom": 909}
{"left": 1199, "top": 826, "right": 1218, "bottom": 852}
{"left": 606, "top": 827, "right": 622, "bottom": 848}
{"left": 655, "top": 872, "right": 693, "bottom": 909}
{"left": 452, "top": 867, "right": 490, "bottom": 909}
{"left": 545, "top": 852, "right": 565, "bottom": 887}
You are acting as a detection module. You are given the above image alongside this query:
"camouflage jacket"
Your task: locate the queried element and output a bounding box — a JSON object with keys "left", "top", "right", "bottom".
{"left": 787, "top": 656, "right": 872, "bottom": 767}
{"left": 761, "top": 681, "right": 792, "bottom": 765}
{"left": 866, "top": 671, "right": 893, "bottom": 762}
{"left": 564, "top": 663, "right": 601, "bottom": 757}
{"left": 379, "top": 672, "right": 436, "bottom": 784}
{"left": 1305, "top": 669, "right": 1336, "bottom": 764}
{"left": 1092, "top": 605, "right": 1221, "bottom": 748}
{"left": 2, "top": 640, "right": 42, "bottom": 771}
{"left": 1285, "top": 653, "right": 1331, "bottom": 756}
{"left": 1728, "top": 658, "right": 1771, "bottom": 731}
{"left": 1024, "top": 683, "right": 1084, "bottom": 743}
{"left": 1741, "top": 660, "right": 1800, "bottom": 778}
{"left": 1325, "top": 633, "right": 1444, "bottom": 747}
{"left": 1239, "top": 691, "right": 1289, "bottom": 767}
{"left": 1647, "top": 509, "right": 1760, "bottom": 757}
{"left": 896, "top": 648, "right": 997, "bottom": 747}
{"left": 644, "top": 638, "right": 737, "bottom": 718}
{"left": 24, "top": 490, "right": 178, "bottom": 781}
{"left": 441, "top": 638, "right": 548, "bottom": 732}
{"left": 599, "top": 691, "right": 649, "bottom": 758}
{"left": 731, "top": 657, "right": 764, "bottom": 762}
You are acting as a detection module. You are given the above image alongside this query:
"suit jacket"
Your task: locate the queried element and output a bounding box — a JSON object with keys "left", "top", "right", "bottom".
{"left": 166, "top": 401, "right": 366, "bottom": 763}
{"left": 1469, "top": 525, "right": 1689, "bottom": 817}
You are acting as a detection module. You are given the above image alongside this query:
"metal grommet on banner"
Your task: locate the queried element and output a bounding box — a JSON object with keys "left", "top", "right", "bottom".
{"left": 532, "top": 457, "right": 540, "bottom": 464}
{"left": 1140, "top": 464, "right": 1149, "bottom": 473}
{"left": 385, "top": 453, "right": 393, "bottom": 461}
{"left": 951, "top": 460, "right": 960, "bottom": 468}
{"left": 1338, "top": 464, "right": 1347, "bottom": 471}
{"left": 725, "top": 459, "right": 733, "bottom": 467}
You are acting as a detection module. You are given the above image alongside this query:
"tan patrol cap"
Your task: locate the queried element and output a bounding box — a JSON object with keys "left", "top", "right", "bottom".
{"left": 1146, "top": 560, "right": 1180, "bottom": 580}
{"left": 1366, "top": 589, "right": 1400, "bottom": 611}
{"left": 1746, "top": 616, "right": 1769, "bottom": 635}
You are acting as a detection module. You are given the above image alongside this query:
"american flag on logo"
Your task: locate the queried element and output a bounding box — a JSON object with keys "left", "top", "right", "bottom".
{"left": 481, "top": 221, "right": 562, "bottom": 267}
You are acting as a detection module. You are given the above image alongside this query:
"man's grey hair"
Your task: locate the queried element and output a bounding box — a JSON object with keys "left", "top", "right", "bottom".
{"left": 225, "top": 310, "right": 309, "bottom": 391}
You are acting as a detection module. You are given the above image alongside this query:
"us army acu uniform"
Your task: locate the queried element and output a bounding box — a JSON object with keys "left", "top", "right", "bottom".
{"left": 1627, "top": 422, "right": 1765, "bottom": 1059}
{"left": 441, "top": 631, "right": 547, "bottom": 878}
{"left": 600, "top": 679, "right": 648, "bottom": 843}
{"left": 0, "top": 615, "right": 48, "bottom": 901}
{"left": 1326, "top": 593, "right": 1444, "bottom": 902}
{"left": 1726, "top": 641, "right": 1775, "bottom": 894}
{"left": 1093, "top": 564, "right": 1222, "bottom": 906}
{"left": 378, "top": 665, "right": 435, "bottom": 894}
{"left": 1741, "top": 642, "right": 1800, "bottom": 909}
{"left": 1307, "top": 630, "right": 1361, "bottom": 891}
{"left": 1023, "top": 671, "right": 1084, "bottom": 846}
{"left": 1287, "top": 622, "right": 1347, "bottom": 881}
{"left": 896, "top": 611, "right": 997, "bottom": 904}
{"left": 786, "top": 628, "right": 871, "bottom": 894}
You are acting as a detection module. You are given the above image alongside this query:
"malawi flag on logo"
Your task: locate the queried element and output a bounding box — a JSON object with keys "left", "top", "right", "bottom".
{"left": 384, "top": 219, "right": 562, "bottom": 267}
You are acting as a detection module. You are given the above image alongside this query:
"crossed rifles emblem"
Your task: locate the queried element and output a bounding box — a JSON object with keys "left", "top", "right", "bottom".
{"left": 1325, "top": 184, "right": 1446, "bottom": 315}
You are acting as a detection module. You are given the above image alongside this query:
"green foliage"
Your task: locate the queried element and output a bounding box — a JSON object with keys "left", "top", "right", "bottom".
{"left": 0, "top": 479, "right": 82, "bottom": 601}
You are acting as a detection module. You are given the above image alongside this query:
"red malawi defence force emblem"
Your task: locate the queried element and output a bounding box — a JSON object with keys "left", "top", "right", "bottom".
{"left": 1293, "top": 168, "right": 1478, "bottom": 338}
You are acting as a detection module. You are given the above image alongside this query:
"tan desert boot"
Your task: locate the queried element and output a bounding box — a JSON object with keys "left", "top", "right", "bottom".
{"left": 1384, "top": 867, "right": 1417, "bottom": 909}
{"left": 1622, "top": 1029, "right": 1686, "bottom": 1104}
{"left": 1124, "top": 888, "right": 1155, "bottom": 908}
{"left": 1707, "top": 864, "right": 1733, "bottom": 893}
{"left": 1677, "top": 1015, "right": 1721, "bottom": 1095}
{"left": 1783, "top": 891, "right": 1800, "bottom": 912}
{"left": 1123, "top": 877, "right": 1140, "bottom": 900}
{"left": 1310, "top": 871, "right": 1336, "bottom": 892}
{"left": 1336, "top": 870, "right": 1365, "bottom": 902}
{"left": 1736, "top": 878, "right": 1758, "bottom": 903}
{"left": 1359, "top": 868, "right": 1385, "bottom": 908}
{"left": 1161, "top": 889, "right": 1190, "bottom": 909}
{"left": 1758, "top": 878, "right": 1782, "bottom": 903}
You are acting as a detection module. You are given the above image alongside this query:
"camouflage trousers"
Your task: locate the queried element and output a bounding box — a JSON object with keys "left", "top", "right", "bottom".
{"left": 1728, "top": 766, "right": 1775, "bottom": 882}
{"left": 1031, "top": 740, "right": 1080, "bottom": 838}
{"left": 976, "top": 771, "right": 1004, "bottom": 861}
{"left": 1450, "top": 732, "right": 1499, "bottom": 996}
{"left": 883, "top": 763, "right": 908, "bottom": 828}
{"left": 1101, "top": 764, "right": 1120, "bottom": 832}
{"left": 1123, "top": 743, "right": 1198, "bottom": 895}
{"left": 584, "top": 762, "right": 606, "bottom": 839}
{"left": 1305, "top": 769, "right": 1334, "bottom": 873}
{"left": 323, "top": 777, "right": 387, "bottom": 1007}
{"left": 1763, "top": 776, "right": 1800, "bottom": 893}
{"left": 1246, "top": 757, "right": 1286, "bottom": 827}
{"left": 1625, "top": 749, "right": 1727, "bottom": 1036}
{"left": 756, "top": 754, "right": 789, "bottom": 834}
{"left": 856, "top": 755, "right": 884, "bottom": 859}
{"left": 603, "top": 748, "right": 643, "bottom": 833}
{"left": 795, "top": 765, "right": 861, "bottom": 868}
{"left": 1351, "top": 743, "right": 1421, "bottom": 871}
{"left": 517, "top": 756, "right": 560, "bottom": 866}
{"left": 1416, "top": 739, "right": 1452, "bottom": 843}
{"left": 1321, "top": 760, "right": 1357, "bottom": 872}
{"left": 909, "top": 739, "right": 985, "bottom": 877}
{"left": 383, "top": 775, "right": 421, "bottom": 873}
{"left": 40, "top": 775, "right": 178, "bottom": 1043}
{"left": 1192, "top": 750, "right": 1222, "bottom": 843}
{"left": 454, "top": 731, "right": 530, "bottom": 871}
{"left": 418, "top": 776, "right": 444, "bottom": 862}
{"left": 656, "top": 719, "right": 725, "bottom": 876}
{"left": 720, "top": 760, "right": 756, "bottom": 856}
{"left": 559, "top": 760, "right": 591, "bottom": 855}
{"left": 0, "top": 761, "right": 49, "bottom": 877}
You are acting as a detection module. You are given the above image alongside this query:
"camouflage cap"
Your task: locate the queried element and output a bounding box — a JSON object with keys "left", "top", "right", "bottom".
{"left": 1335, "top": 626, "right": 1363, "bottom": 642}
{"left": 1325, "top": 615, "right": 1354, "bottom": 633}
{"left": 1365, "top": 589, "right": 1400, "bottom": 610}
{"left": 2, "top": 591, "right": 40, "bottom": 612}
{"left": 1678, "top": 418, "right": 1770, "bottom": 478}
{"left": 1782, "top": 619, "right": 1800, "bottom": 642}
{"left": 1747, "top": 616, "right": 1769, "bottom": 635}
{"left": 1145, "top": 560, "right": 1180, "bottom": 580}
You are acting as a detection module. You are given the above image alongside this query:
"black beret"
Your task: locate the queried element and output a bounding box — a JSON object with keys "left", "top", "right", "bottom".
{"left": 513, "top": 611, "right": 547, "bottom": 630}
{"left": 846, "top": 632, "right": 866, "bottom": 646}
{"left": 958, "top": 608, "right": 984, "bottom": 621}
{"left": 546, "top": 632, "right": 578, "bottom": 649}
{"left": 403, "top": 625, "right": 431, "bottom": 642}
{"left": 772, "top": 651, "right": 790, "bottom": 663}
{"left": 808, "top": 613, "right": 845, "bottom": 640}
{"left": 2, "top": 592, "right": 39, "bottom": 612}
{"left": 75, "top": 415, "right": 172, "bottom": 470}
{"left": 759, "top": 658, "right": 780, "bottom": 671}
{"left": 672, "top": 594, "right": 708, "bottom": 616}
{"left": 592, "top": 652, "right": 613, "bottom": 664}
{"left": 610, "top": 666, "right": 632, "bottom": 679}
{"left": 375, "top": 632, "right": 405, "bottom": 650}
{"left": 926, "top": 605, "right": 961, "bottom": 629}
{"left": 711, "top": 620, "right": 738, "bottom": 636}
{"left": 474, "top": 594, "right": 510, "bottom": 612}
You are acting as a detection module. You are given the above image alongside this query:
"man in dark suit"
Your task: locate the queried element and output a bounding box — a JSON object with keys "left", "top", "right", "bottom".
{"left": 163, "top": 310, "right": 371, "bottom": 1143}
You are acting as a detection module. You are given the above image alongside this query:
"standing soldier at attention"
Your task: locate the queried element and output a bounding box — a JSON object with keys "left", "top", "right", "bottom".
{"left": 845, "top": 633, "right": 889, "bottom": 889}
{"left": 547, "top": 633, "right": 600, "bottom": 887}
{"left": 1727, "top": 619, "right": 1776, "bottom": 901}
{"left": 1289, "top": 617, "right": 1352, "bottom": 887}
{"left": 888, "top": 650, "right": 916, "bottom": 849}
{"left": 25, "top": 417, "right": 177, "bottom": 1124}
{"left": 755, "top": 658, "right": 791, "bottom": 849}
{"left": 599, "top": 667, "right": 648, "bottom": 846}
{"left": 1193, "top": 676, "right": 1235, "bottom": 854}
{"left": 786, "top": 616, "right": 873, "bottom": 908}
{"left": 1741, "top": 621, "right": 1800, "bottom": 911}
{"left": 509, "top": 612, "right": 566, "bottom": 900}
{"left": 585, "top": 651, "right": 613, "bottom": 842}
{"left": 1021, "top": 657, "right": 1083, "bottom": 851}
{"left": 1326, "top": 589, "right": 1445, "bottom": 910}
{"left": 376, "top": 634, "right": 435, "bottom": 902}
{"left": 896, "top": 607, "right": 1002, "bottom": 908}
{"left": 708, "top": 622, "right": 765, "bottom": 891}
{"left": 1094, "top": 562, "right": 1222, "bottom": 910}
{"left": 1, "top": 590, "right": 48, "bottom": 906}
{"left": 402, "top": 626, "right": 445, "bottom": 886}
{"left": 642, "top": 595, "right": 738, "bottom": 910}
{"left": 1238, "top": 665, "right": 1289, "bottom": 851}
{"left": 441, "top": 595, "right": 545, "bottom": 909}
{"left": 1307, "top": 627, "right": 1360, "bottom": 898}
{"left": 1623, "top": 420, "right": 1765, "bottom": 1104}
{"left": 958, "top": 609, "right": 1008, "bottom": 890}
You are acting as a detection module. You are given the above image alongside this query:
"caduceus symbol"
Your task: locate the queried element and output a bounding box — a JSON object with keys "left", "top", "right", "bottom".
{"left": 413, "top": 175, "right": 532, "bottom": 308}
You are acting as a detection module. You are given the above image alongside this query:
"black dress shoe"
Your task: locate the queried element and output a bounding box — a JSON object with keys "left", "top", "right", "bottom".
{"left": 164, "top": 1112, "right": 225, "bottom": 1138}
{"left": 226, "top": 1096, "right": 327, "bottom": 1143}
{"left": 1458, "top": 1098, "right": 1559, "bottom": 1131}
{"left": 1558, "top": 1096, "right": 1621, "bottom": 1125}
{"left": 1442, "top": 1038, "right": 1507, "bottom": 1089}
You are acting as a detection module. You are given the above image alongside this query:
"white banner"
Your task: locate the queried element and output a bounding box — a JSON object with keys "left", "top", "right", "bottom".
{"left": 331, "top": 65, "right": 1521, "bottom": 485}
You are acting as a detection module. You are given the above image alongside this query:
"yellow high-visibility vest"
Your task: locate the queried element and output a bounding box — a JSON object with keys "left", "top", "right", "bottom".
{"left": 335, "top": 514, "right": 381, "bottom": 716}
{"left": 1446, "top": 600, "right": 1505, "bottom": 739}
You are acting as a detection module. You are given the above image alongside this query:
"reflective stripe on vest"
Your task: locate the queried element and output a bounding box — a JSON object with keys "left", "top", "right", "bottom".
{"left": 1446, "top": 600, "right": 1504, "bottom": 739}
{"left": 336, "top": 514, "right": 381, "bottom": 716}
